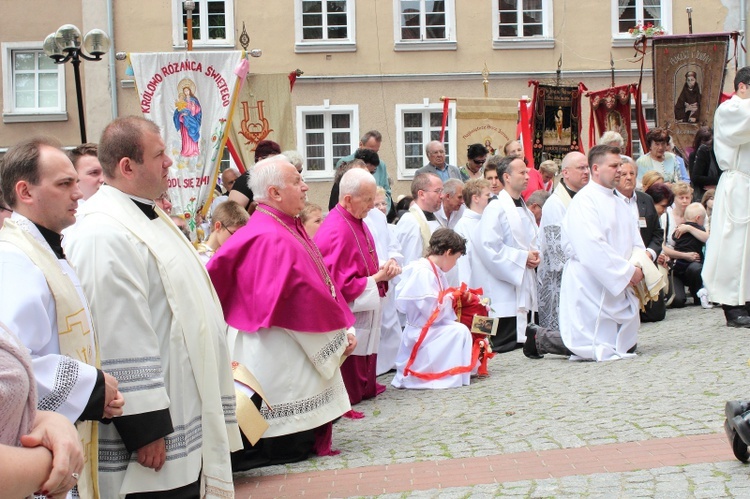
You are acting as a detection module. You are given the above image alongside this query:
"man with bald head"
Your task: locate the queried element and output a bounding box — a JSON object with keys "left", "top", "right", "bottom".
{"left": 67, "top": 116, "right": 241, "bottom": 497}
{"left": 316, "top": 168, "right": 400, "bottom": 410}
{"left": 208, "top": 155, "right": 357, "bottom": 464}
{"left": 536, "top": 151, "right": 590, "bottom": 331}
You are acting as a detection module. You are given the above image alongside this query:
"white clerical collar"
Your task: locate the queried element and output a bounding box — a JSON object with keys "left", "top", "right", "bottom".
{"left": 126, "top": 194, "right": 156, "bottom": 206}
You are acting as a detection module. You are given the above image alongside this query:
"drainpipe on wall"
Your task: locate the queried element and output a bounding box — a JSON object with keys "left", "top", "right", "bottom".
{"left": 107, "top": 0, "right": 118, "bottom": 119}
{"left": 741, "top": 0, "right": 748, "bottom": 67}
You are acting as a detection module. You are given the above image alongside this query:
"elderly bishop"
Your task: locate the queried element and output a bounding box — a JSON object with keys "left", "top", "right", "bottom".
{"left": 316, "top": 169, "right": 400, "bottom": 408}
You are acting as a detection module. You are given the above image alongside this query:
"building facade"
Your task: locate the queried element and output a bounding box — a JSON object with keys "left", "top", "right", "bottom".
{"left": 0, "top": 0, "right": 744, "bottom": 206}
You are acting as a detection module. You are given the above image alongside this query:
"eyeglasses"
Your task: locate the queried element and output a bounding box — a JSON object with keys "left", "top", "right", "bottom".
{"left": 0, "top": 206, "right": 11, "bottom": 213}
{"left": 221, "top": 223, "right": 237, "bottom": 235}
{"left": 423, "top": 189, "right": 444, "bottom": 194}
{"left": 472, "top": 158, "right": 485, "bottom": 165}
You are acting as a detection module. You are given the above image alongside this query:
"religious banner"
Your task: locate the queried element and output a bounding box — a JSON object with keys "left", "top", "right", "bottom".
{"left": 227, "top": 73, "right": 295, "bottom": 171}
{"left": 455, "top": 97, "right": 518, "bottom": 162}
{"left": 528, "top": 82, "right": 587, "bottom": 166}
{"left": 652, "top": 33, "right": 730, "bottom": 152}
{"left": 586, "top": 84, "right": 639, "bottom": 157}
{"left": 129, "top": 51, "right": 245, "bottom": 230}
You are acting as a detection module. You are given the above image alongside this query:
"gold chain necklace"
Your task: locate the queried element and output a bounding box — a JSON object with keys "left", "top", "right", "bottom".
{"left": 335, "top": 206, "right": 378, "bottom": 275}
{"left": 256, "top": 206, "right": 336, "bottom": 299}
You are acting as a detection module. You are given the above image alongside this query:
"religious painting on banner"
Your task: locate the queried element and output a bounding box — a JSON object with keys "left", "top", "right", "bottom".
{"left": 228, "top": 73, "right": 295, "bottom": 171}
{"left": 586, "top": 84, "right": 639, "bottom": 157}
{"left": 129, "top": 51, "right": 245, "bottom": 230}
{"left": 652, "top": 34, "right": 730, "bottom": 153}
{"left": 455, "top": 97, "right": 518, "bottom": 161}
{"left": 529, "top": 82, "right": 586, "bottom": 166}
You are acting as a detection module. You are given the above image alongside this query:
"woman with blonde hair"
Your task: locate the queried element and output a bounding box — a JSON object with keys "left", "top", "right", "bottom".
{"left": 641, "top": 170, "right": 665, "bottom": 192}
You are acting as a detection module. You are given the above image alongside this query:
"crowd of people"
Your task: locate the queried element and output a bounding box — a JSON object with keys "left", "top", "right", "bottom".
{"left": 2, "top": 66, "right": 750, "bottom": 497}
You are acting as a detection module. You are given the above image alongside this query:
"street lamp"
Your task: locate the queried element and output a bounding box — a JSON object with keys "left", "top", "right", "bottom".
{"left": 43, "top": 24, "right": 111, "bottom": 143}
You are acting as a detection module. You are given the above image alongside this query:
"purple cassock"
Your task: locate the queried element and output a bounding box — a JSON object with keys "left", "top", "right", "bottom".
{"left": 315, "top": 205, "right": 386, "bottom": 406}
{"left": 207, "top": 204, "right": 354, "bottom": 333}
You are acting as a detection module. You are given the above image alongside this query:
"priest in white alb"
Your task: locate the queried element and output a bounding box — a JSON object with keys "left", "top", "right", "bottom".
{"left": 524, "top": 145, "right": 645, "bottom": 361}
{"left": 536, "top": 151, "right": 589, "bottom": 331}
{"left": 66, "top": 117, "right": 241, "bottom": 498}
{"left": 474, "top": 156, "right": 540, "bottom": 353}
{"left": 395, "top": 172, "right": 444, "bottom": 266}
{"left": 0, "top": 137, "right": 124, "bottom": 498}
{"left": 703, "top": 66, "right": 750, "bottom": 328}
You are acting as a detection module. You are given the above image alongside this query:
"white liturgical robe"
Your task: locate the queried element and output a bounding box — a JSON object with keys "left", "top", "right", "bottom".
{"left": 559, "top": 181, "right": 644, "bottom": 361}
{"left": 453, "top": 209, "right": 482, "bottom": 287}
{"left": 537, "top": 181, "right": 573, "bottom": 330}
{"left": 0, "top": 213, "right": 98, "bottom": 422}
{"left": 703, "top": 95, "right": 750, "bottom": 306}
{"left": 395, "top": 207, "right": 441, "bottom": 266}
{"left": 474, "top": 190, "right": 539, "bottom": 342}
{"left": 67, "top": 185, "right": 240, "bottom": 498}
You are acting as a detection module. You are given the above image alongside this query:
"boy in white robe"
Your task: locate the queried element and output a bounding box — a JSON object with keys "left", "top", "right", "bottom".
{"left": 453, "top": 178, "right": 491, "bottom": 286}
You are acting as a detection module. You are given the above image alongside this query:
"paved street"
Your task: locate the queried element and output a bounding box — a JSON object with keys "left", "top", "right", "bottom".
{"left": 235, "top": 305, "right": 750, "bottom": 497}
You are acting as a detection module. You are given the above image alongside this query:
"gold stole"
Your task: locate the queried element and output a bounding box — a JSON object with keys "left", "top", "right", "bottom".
{"left": 0, "top": 220, "right": 100, "bottom": 499}
{"left": 408, "top": 204, "right": 432, "bottom": 255}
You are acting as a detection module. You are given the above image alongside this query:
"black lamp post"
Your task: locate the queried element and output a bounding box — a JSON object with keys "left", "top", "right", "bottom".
{"left": 43, "top": 24, "right": 111, "bottom": 144}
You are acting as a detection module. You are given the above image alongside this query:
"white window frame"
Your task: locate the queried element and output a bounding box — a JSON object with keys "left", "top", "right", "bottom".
{"left": 395, "top": 101, "right": 457, "bottom": 180}
{"left": 492, "top": 0, "right": 554, "bottom": 50}
{"left": 172, "top": 0, "right": 235, "bottom": 49}
{"left": 393, "top": 0, "right": 457, "bottom": 51}
{"left": 294, "top": 0, "right": 356, "bottom": 53}
{"left": 611, "top": 0, "right": 672, "bottom": 47}
{"left": 296, "top": 102, "right": 359, "bottom": 181}
{"left": 2, "top": 42, "right": 67, "bottom": 123}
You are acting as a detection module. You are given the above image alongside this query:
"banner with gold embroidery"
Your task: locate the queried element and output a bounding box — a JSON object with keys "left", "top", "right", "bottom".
{"left": 455, "top": 97, "right": 519, "bottom": 163}
{"left": 227, "top": 73, "right": 295, "bottom": 171}
{"left": 129, "top": 51, "right": 245, "bottom": 230}
{"left": 529, "top": 82, "right": 587, "bottom": 166}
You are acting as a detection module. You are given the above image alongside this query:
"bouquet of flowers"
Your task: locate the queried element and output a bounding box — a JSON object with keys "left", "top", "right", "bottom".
{"left": 628, "top": 22, "right": 666, "bottom": 37}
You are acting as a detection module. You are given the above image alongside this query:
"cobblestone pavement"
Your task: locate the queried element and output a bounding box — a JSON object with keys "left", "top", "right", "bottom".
{"left": 235, "top": 305, "right": 750, "bottom": 497}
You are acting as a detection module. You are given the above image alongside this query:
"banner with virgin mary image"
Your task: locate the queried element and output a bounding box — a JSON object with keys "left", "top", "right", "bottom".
{"left": 651, "top": 34, "right": 730, "bottom": 152}
{"left": 130, "top": 51, "right": 245, "bottom": 230}
{"left": 586, "top": 84, "right": 639, "bottom": 157}
{"left": 528, "top": 82, "right": 587, "bottom": 166}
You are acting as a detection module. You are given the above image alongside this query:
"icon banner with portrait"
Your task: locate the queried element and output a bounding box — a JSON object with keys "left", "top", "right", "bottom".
{"left": 130, "top": 51, "right": 245, "bottom": 229}
{"left": 528, "top": 82, "right": 587, "bottom": 166}
{"left": 651, "top": 34, "right": 731, "bottom": 153}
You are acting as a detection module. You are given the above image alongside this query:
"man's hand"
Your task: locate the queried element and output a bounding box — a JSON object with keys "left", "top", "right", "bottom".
{"left": 103, "top": 372, "right": 124, "bottom": 419}
{"left": 19, "top": 410, "right": 83, "bottom": 498}
{"left": 656, "top": 253, "right": 670, "bottom": 267}
{"left": 526, "top": 250, "right": 541, "bottom": 269}
{"left": 137, "top": 438, "right": 166, "bottom": 472}
{"left": 381, "top": 259, "right": 402, "bottom": 280}
{"left": 630, "top": 267, "right": 644, "bottom": 286}
{"left": 343, "top": 333, "right": 357, "bottom": 356}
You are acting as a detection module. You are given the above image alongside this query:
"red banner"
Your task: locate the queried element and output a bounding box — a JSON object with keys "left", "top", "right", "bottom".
{"left": 587, "top": 84, "right": 638, "bottom": 157}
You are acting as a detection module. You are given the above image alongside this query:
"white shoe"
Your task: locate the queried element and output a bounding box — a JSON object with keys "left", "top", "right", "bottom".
{"left": 697, "top": 288, "right": 714, "bottom": 309}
